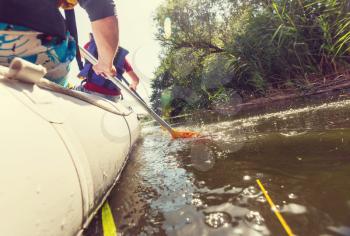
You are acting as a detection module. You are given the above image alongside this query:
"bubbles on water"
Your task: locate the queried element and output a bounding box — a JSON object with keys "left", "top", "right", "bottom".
{"left": 197, "top": 181, "right": 206, "bottom": 188}
{"left": 241, "top": 186, "right": 261, "bottom": 199}
{"left": 245, "top": 211, "right": 265, "bottom": 225}
{"left": 327, "top": 226, "right": 350, "bottom": 236}
{"left": 244, "top": 211, "right": 266, "bottom": 231}
{"left": 243, "top": 175, "right": 252, "bottom": 181}
{"left": 191, "top": 198, "right": 204, "bottom": 207}
{"left": 256, "top": 173, "right": 264, "bottom": 179}
{"left": 223, "top": 222, "right": 230, "bottom": 228}
{"left": 280, "top": 131, "right": 307, "bottom": 137}
{"left": 233, "top": 228, "right": 244, "bottom": 235}
{"left": 190, "top": 142, "right": 215, "bottom": 172}
{"left": 288, "top": 193, "right": 298, "bottom": 199}
{"left": 256, "top": 196, "right": 267, "bottom": 203}
{"left": 215, "top": 130, "right": 245, "bottom": 155}
{"left": 281, "top": 203, "right": 307, "bottom": 214}
{"left": 272, "top": 205, "right": 281, "bottom": 212}
{"left": 204, "top": 212, "right": 231, "bottom": 228}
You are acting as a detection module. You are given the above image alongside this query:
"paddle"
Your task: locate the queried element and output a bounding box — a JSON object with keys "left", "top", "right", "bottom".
{"left": 79, "top": 46, "right": 199, "bottom": 139}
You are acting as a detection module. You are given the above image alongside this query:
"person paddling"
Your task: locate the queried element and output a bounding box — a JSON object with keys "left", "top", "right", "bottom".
{"left": 0, "top": 0, "right": 120, "bottom": 87}
{"left": 76, "top": 35, "right": 140, "bottom": 102}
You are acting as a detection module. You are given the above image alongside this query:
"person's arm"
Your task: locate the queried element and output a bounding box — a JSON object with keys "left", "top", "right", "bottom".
{"left": 126, "top": 70, "right": 140, "bottom": 91}
{"left": 91, "top": 16, "right": 119, "bottom": 76}
{"left": 124, "top": 60, "right": 139, "bottom": 90}
{"left": 79, "top": 0, "right": 119, "bottom": 76}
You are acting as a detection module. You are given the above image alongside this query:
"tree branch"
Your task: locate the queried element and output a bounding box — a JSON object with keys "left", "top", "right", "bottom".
{"left": 172, "top": 41, "right": 225, "bottom": 53}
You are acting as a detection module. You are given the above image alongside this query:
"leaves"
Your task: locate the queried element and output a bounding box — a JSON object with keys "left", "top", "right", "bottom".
{"left": 151, "top": 0, "right": 350, "bottom": 116}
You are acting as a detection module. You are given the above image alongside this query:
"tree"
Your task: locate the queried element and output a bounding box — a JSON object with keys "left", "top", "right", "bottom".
{"left": 151, "top": 0, "right": 350, "bottom": 116}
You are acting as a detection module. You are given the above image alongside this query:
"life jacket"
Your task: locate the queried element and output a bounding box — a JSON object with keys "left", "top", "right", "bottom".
{"left": 78, "top": 38, "right": 129, "bottom": 96}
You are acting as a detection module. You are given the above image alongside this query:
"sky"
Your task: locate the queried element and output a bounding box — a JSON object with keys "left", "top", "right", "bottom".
{"left": 72, "top": 0, "right": 165, "bottom": 106}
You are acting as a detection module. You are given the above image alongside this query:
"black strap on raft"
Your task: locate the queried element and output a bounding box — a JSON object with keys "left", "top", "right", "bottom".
{"left": 64, "top": 9, "right": 84, "bottom": 70}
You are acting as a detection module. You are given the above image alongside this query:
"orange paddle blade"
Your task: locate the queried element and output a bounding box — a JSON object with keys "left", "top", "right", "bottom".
{"left": 171, "top": 129, "right": 200, "bottom": 139}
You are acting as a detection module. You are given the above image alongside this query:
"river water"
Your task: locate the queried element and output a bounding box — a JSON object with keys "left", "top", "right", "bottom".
{"left": 86, "top": 99, "right": 350, "bottom": 236}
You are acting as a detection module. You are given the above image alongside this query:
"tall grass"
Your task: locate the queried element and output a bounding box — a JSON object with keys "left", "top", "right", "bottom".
{"left": 151, "top": 0, "right": 350, "bottom": 115}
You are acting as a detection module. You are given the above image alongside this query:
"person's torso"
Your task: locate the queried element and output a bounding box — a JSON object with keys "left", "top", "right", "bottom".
{"left": 0, "top": 0, "right": 72, "bottom": 39}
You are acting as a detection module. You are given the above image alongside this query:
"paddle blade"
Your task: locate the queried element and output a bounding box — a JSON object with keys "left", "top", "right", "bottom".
{"left": 171, "top": 129, "right": 200, "bottom": 139}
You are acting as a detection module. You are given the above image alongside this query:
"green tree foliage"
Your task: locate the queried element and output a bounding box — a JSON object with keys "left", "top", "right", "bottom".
{"left": 151, "top": 0, "right": 350, "bottom": 116}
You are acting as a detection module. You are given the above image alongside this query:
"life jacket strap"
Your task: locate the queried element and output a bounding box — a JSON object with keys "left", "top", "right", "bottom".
{"left": 64, "top": 9, "right": 84, "bottom": 70}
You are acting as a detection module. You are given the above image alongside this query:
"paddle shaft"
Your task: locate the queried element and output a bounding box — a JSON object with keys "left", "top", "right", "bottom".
{"left": 79, "top": 46, "right": 176, "bottom": 135}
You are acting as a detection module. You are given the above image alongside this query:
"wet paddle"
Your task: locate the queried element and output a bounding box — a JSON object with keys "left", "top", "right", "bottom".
{"left": 79, "top": 46, "right": 199, "bottom": 139}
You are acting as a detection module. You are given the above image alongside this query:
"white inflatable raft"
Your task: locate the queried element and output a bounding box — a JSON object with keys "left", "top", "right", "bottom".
{"left": 0, "top": 59, "right": 140, "bottom": 236}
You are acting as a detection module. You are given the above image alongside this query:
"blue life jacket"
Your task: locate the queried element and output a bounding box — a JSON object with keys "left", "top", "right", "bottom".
{"left": 78, "top": 38, "right": 129, "bottom": 92}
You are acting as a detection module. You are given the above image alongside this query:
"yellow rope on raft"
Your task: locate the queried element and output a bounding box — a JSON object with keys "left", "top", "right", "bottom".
{"left": 256, "top": 179, "right": 295, "bottom": 236}
{"left": 102, "top": 202, "right": 117, "bottom": 236}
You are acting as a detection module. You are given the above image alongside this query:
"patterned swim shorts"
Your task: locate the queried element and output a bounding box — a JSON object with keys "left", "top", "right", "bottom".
{"left": 0, "top": 23, "right": 76, "bottom": 87}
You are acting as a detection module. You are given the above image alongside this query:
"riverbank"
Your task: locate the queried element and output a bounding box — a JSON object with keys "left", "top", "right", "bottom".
{"left": 234, "top": 70, "right": 350, "bottom": 116}
{"left": 142, "top": 71, "right": 350, "bottom": 126}
{"left": 140, "top": 71, "right": 350, "bottom": 126}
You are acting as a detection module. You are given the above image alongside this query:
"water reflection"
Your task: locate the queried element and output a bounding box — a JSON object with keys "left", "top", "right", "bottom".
{"left": 86, "top": 99, "right": 350, "bottom": 236}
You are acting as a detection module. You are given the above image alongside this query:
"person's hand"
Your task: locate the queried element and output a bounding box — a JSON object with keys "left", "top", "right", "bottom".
{"left": 129, "top": 81, "right": 139, "bottom": 91}
{"left": 93, "top": 62, "right": 117, "bottom": 77}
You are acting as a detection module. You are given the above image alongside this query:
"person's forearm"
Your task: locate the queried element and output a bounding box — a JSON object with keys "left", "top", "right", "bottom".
{"left": 91, "top": 16, "right": 119, "bottom": 69}
{"left": 127, "top": 71, "right": 140, "bottom": 90}
{"left": 127, "top": 71, "right": 140, "bottom": 83}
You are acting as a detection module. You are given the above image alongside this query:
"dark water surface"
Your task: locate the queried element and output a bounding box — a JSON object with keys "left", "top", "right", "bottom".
{"left": 86, "top": 99, "right": 350, "bottom": 236}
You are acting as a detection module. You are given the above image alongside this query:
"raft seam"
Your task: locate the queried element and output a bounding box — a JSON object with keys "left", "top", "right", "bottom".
{"left": 51, "top": 124, "right": 93, "bottom": 233}
{"left": 80, "top": 119, "right": 140, "bottom": 234}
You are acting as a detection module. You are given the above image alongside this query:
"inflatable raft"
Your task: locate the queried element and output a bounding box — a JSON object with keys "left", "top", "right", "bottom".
{"left": 0, "top": 59, "right": 140, "bottom": 236}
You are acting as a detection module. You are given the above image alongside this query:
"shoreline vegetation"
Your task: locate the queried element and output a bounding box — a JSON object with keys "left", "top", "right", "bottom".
{"left": 140, "top": 72, "right": 350, "bottom": 125}
{"left": 150, "top": 0, "right": 350, "bottom": 118}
